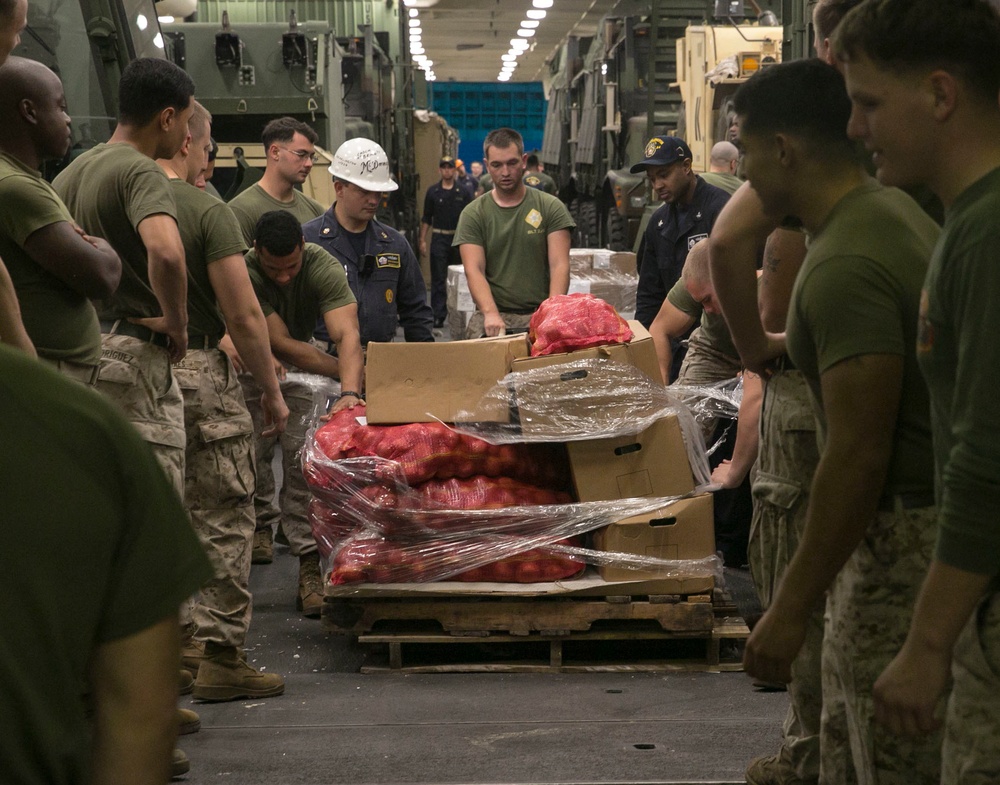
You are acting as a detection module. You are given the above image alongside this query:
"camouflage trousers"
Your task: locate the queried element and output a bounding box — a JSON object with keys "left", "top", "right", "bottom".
{"left": 942, "top": 588, "right": 1000, "bottom": 785}
{"left": 241, "top": 372, "right": 318, "bottom": 557}
{"left": 94, "top": 334, "right": 185, "bottom": 497}
{"left": 748, "top": 368, "right": 823, "bottom": 782}
{"left": 675, "top": 327, "right": 742, "bottom": 442}
{"left": 39, "top": 356, "right": 100, "bottom": 386}
{"left": 465, "top": 310, "right": 533, "bottom": 339}
{"left": 175, "top": 349, "right": 256, "bottom": 648}
{"left": 821, "top": 502, "right": 943, "bottom": 785}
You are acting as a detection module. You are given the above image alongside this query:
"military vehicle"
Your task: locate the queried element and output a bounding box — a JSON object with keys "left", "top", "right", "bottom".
{"left": 12, "top": 0, "right": 451, "bottom": 242}
{"left": 539, "top": 0, "right": 785, "bottom": 252}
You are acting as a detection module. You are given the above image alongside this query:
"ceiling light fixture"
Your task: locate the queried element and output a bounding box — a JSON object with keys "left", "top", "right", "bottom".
{"left": 526, "top": 9, "right": 546, "bottom": 19}
{"left": 502, "top": 53, "right": 516, "bottom": 61}
{"left": 521, "top": 20, "right": 539, "bottom": 28}
{"left": 517, "top": 28, "right": 535, "bottom": 37}
{"left": 511, "top": 38, "right": 529, "bottom": 49}
{"left": 532, "top": 0, "right": 554, "bottom": 7}
{"left": 408, "top": 19, "right": 420, "bottom": 27}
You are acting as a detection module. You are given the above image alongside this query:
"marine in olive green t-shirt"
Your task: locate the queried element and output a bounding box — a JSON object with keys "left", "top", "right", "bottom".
{"left": 700, "top": 171, "right": 743, "bottom": 196}
{"left": 170, "top": 180, "right": 246, "bottom": 341}
{"left": 918, "top": 166, "right": 1000, "bottom": 576}
{"left": 0, "top": 152, "right": 101, "bottom": 364}
{"left": 786, "top": 180, "right": 940, "bottom": 497}
{"left": 228, "top": 184, "right": 324, "bottom": 247}
{"left": 53, "top": 143, "right": 177, "bottom": 321}
{"left": 245, "top": 243, "right": 355, "bottom": 341}
{"left": 452, "top": 187, "right": 575, "bottom": 313}
{"left": 665, "top": 275, "right": 739, "bottom": 361}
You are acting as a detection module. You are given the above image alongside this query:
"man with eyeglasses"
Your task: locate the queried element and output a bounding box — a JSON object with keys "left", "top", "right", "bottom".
{"left": 302, "top": 137, "right": 433, "bottom": 347}
{"left": 228, "top": 117, "right": 324, "bottom": 247}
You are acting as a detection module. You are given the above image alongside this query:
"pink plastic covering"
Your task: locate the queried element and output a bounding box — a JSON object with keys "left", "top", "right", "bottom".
{"left": 528, "top": 293, "right": 633, "bottom": 357}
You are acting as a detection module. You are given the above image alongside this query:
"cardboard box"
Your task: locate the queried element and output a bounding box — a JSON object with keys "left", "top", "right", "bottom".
{"left": 569, "top": 248, "right": 594, "bottom": 275}
{"left": 512, "top": 320, "right": 661, "bottom": 385}
{"left": 365, "top": 334, "right": 529, "bottom": 424}
{"left": 567, "top": 414, "right": 696, "bottom": 502}
{"left": 592, "top": 494, "right": 715, "bottom": 587}
{"left": 446, "top": 264, "right": 475, "bottom": 314}
{"left": 592, "top": 250, "right": 637, "bottom": 276}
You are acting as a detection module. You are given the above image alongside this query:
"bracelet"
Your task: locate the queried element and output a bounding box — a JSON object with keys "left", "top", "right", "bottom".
{"left": 338, "top": 390, "right": 363, "bottom": 400}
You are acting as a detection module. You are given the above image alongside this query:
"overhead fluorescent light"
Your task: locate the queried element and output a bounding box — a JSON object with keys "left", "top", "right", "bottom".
{"left": 526, "top": 9, "right": 546, "bottom": 19}
{"left": 408, "top": 19, "right": 420, "bottom": 27}
{"left": 408, "top": 8, "right": 418, "bottom": 16}
{"left": 532, "top": 0, "right": 554, "bottom": 7}
{"left": 511, "top": 38, "right": 529, "bottom": 49}
{"left": 517, "top": 28, "right": 535, "bottom": 37}
{"left": 521, "top": 20, "right": 539, "bottom": 28}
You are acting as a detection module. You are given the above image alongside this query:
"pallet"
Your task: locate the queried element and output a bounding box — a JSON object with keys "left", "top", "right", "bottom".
{"left": 323, "top": 586, "right": 749, "bottom": 673}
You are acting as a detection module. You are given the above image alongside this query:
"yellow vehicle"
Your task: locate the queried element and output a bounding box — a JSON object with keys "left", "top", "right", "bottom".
{"left": 676, "top": 23, "right": 783, "bottom": 172}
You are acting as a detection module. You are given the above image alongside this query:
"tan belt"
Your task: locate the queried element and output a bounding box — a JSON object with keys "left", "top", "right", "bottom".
{"left": 432, "top": 228, "right": 456, "bottom": 235}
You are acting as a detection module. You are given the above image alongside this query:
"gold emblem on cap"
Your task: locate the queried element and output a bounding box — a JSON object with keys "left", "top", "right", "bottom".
{"left": 644, "top": 137, "right": 664, "bottom": 159}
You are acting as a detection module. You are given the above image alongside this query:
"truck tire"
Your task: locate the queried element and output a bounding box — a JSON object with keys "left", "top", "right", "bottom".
{"left": 604, "top": 206, "right": 628, "bottom": 251}
{"left": 579, "top": 199, "right": 599, "bottom": 248}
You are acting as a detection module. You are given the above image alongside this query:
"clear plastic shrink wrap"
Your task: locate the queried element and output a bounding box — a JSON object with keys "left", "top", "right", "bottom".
{"left": 304, "top": 406, "right": 721, "bottom": 587}
{"left": 451, "top": 358, "right": 711, "bottom": 484}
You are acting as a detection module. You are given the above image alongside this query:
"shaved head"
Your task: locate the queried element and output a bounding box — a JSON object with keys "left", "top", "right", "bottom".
{"left": 0, "top": 56, "right": 71, "bottom": 161}
{"left": 681, "top": 238, "right": 711, "bottom": 285}
{"left": 709, "top": 141, "right": 739, "bottom": 167}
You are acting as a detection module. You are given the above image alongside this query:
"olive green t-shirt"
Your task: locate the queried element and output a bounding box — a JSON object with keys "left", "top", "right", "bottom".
{"left": 452, "top": 188, "right": 576, "bottom": 313}
{"left": 523, "top": 170, "right": 557, "bottom": 194}
{"left": 918, "top": 166, "right": 1000, "bottom": 576}
{"left": 245, "top": 243, "right": 355, "bottom": 341}
{"left": 0, "top": 344, "right": 212, "bottom": 785}
{"left": 700, "top": 171, "right": 742, "bottom": 196}
{"left": 786, "top": 180, "right": 939, "bottom": 497}
{"left": 53, "top": 143, "right": 177, "bottom": 321}
{"left": 0, "top": 153, "right": 101, "bottom": 364}
{"left": 228, "top": 184, "right": 325, "bottom": 247}
{"left": 666, "top": 276, "right": 739, "bottom": 361}
{"left": 170, "top": 180, "right": 246, "bottom": 340}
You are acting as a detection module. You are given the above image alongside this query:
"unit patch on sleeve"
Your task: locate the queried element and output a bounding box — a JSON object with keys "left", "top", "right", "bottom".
{"left": 524, "top": 209, "right": 543, "bottom": 229}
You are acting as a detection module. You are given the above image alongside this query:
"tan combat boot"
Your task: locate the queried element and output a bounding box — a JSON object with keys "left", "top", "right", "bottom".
{"left": 296, "top": 552, "right": 324, "bottom": 619}
{"left": 180, "top": 636, "right": 205, "bottom": 676}
{"left": 251, "top": 527, "right": 273, "bottom": 564}
{"left": 171, "top": 748, "right": 190, "bottom": 779}
{"left": 179, "top": 668, "right": 194, "bottom": 695}
{"left": 745, "top": 747, "right": 816, "bottom": 785}
{"left": 191, "top": 643, "right": 285, "bottom": 702}
{"left": 177, "top": 707, "right": 201, "bottom": 735}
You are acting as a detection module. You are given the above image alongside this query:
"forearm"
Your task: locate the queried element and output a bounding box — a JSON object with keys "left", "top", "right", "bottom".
{"left": 906, "top": 560, "right": 992, "bottom": 654}
{"left": 653, "top": 330, "right": 673, "bottom": 385}
{"left": 465, "top": 267, "right": 499, "bottom": 315}
{"left": 147, "top": 248, "right": 188, "bottom": 327}
{"left": 727, "top": 373, "right": 762, "bottom": 484}
{"left": 273, "top": 338, "right": 340, "bottom": 377}
{"left": 548, "top": 260, "right": 570, "bottom": 297}
{"left": 771, "top": 442, "right": 890, "bottom": 618}
{"left": 335, "top": 334, "right": 365, "bottom": 393}
{"left": 227, "top": 311, "right": 282, "bottom": 398}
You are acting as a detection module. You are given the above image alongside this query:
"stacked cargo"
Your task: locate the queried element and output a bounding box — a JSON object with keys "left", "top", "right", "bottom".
{"left": 304, "top": 294, "right": 720, "bottom": 599}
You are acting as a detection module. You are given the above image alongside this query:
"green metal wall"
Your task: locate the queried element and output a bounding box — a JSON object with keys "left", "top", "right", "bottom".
{"left": 194, "top": 0, "right": 402, "bottom": 57}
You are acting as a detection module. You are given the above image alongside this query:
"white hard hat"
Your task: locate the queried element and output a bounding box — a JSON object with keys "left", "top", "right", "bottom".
{"left": 328, "top": 137, "right": 398, "bottom": 192}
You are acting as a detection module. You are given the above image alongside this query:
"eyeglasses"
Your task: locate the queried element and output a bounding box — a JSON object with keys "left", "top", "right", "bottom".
{"left": 278, "top": 147, "right": 318, "bottom": 162}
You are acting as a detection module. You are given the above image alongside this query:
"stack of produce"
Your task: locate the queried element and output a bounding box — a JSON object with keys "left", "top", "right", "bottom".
{"left": 305, "top": 407, "right": 585, "bottom": 585}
